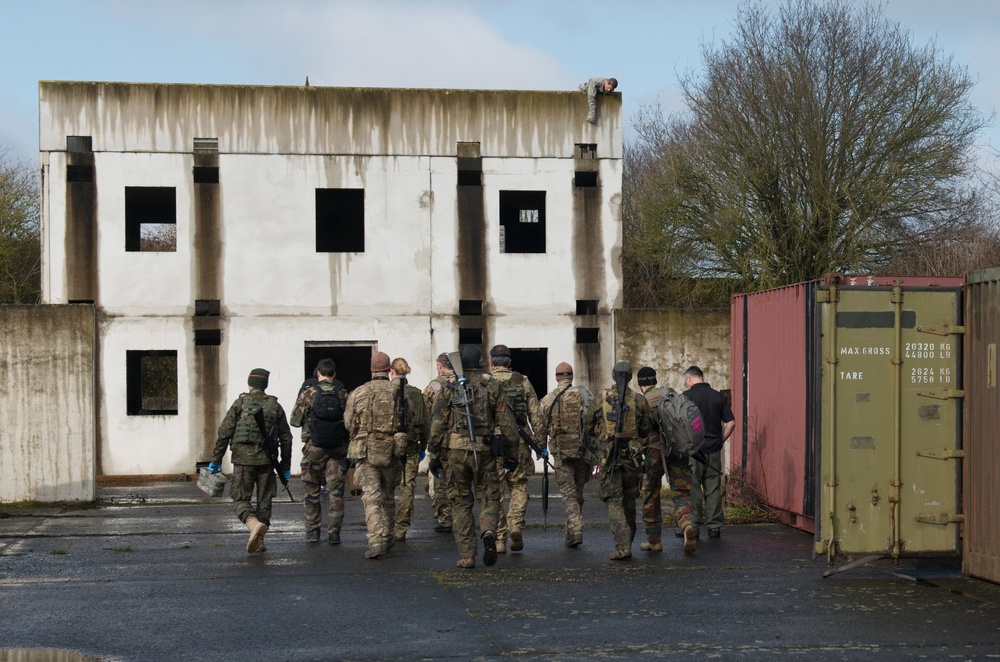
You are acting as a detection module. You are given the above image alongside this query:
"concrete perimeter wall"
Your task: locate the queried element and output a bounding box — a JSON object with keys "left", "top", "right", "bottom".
{"left": 0, "top": 305, "right": 95, "bottom": 502}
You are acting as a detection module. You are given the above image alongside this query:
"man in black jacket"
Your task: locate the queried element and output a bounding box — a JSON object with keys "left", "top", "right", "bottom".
{"left": 682, "top": 366, "right": 735, "bottom": 538}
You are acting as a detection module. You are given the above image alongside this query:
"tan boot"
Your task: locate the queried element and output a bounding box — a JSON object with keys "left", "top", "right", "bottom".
{"left": 246, "top": 516, "right": 268, "bottom": 553}
{"left": 640, "top": 540, "right": 663, "bottom": 552}
{"left": 510, "top": 527, "right": 524, "bottom": 552}
{"left": 683, "top": 525, "right": 698, "bottom": 556}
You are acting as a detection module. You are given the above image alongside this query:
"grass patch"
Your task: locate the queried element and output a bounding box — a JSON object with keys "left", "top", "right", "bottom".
{"left": 112, "top": 546, "right": 135, "bottom": 553}
{"left": 50, "top": 549, "right": 68, "bottom": 555}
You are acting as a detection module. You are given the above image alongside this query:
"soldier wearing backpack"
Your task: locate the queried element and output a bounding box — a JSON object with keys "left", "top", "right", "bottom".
{"left": 636, "top": 367, "right": 698, "bottom": 556}
{"left": 423, "top": 353, "right": 455, "bottom": 534}
{"left": 290, "top": 358, "right": 349, "bottom": 544}
{"left": 345, "top": 351, "right": 410, "bottom": 560}
{"left": 426, "top": 345, "right": 520, "bottom": 569}
{"left": 538, "top": 362, "right": 594, "bottom": 548}
{"left": 584, "top": 361, "right": 652, "bottom": 561}
{"left": 209, "top": 368, "right": 293, "bottom": 554}
{"left": 489, "top": 344, "right": 544, "bottom": 554}
{"left": 390, "top": 357, "right": 429, "bottom": 542}
{"left": 683, "top": 366, "right": 735, "bottom": 539}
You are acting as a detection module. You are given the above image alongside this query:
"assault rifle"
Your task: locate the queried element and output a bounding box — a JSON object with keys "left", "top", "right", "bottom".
{"left": 251, "top": 406, "right": 295, "bottom": 502}
{"left": 447, "top": 351, "right": 478, "bottom": 466}
{"left": 516, "top": 426, "right": 554, "bottom": 529}
{"left": 608, "top": 374, "right": 629, "bottom": 481}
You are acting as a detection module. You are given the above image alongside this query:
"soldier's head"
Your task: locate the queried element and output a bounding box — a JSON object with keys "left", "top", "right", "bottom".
{"left": 248, "top": 368, "right": 270, "bottom": 391}
{"left": 460, "top": 345, "right": 483, "bottom": 370}
{"left": 371, "top": 351, "right": 391, "bottom": 375}
{"left": 555, "top": 361, "right": 574, "bottom": 383}
{"left": 612, "top": 361, "right": 632, "bottom": 386}
{"left": 489, "top": 344, "right": 512, "bottom": 368}
{"left": 316, "top": 358, "right": 337, "bottom": 381}
{"left": 637, "top": 366, "right": 657, "bottom": 392}
{"left": 435, "top": 352, "right": 453, "bottom": 375}
{"left": 604, "top": 78, "right": 618, "bottom": 92}
{"left": 684, "top": 365, "right": 705, "bottom": 388}
{"left": 391, "top": 357, "right": 411, "bottom": 380}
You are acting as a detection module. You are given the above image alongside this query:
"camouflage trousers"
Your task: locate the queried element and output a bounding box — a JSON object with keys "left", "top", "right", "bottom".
{"left": 598, "top": 459, "right": 641, "bottom": 552}
{"left": 354, "top": 460, "right": 399, "bottom": 548}
{"left": 691, "top": 449, "right": 724, "bottom": 532}
{"left": 429, "top": 457, "right": 453, "bottom": 527}
{"left": 231, "top": 464, "right": 276, "bottom": 526}
{"left": 497, "top": 441, "right": 534, "bottom": 542}
{"left": 393, "top": 451, "right": 420, "bottom": 537}
{"left": 554, "top": 454, "right": 591, "bottom": 539}
{"left": 446, "top": 448, "right": 501, "bottom": 559}
{"left": 641, "top": 448, "right": 694, "bottom": 542}
{"left": 300, "top": 444, "right": 347, "bottom": 534}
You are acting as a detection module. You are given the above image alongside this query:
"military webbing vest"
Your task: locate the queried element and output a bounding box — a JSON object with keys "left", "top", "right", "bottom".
{"left": 495, "top": 371, "right": 529, "bottom": 427}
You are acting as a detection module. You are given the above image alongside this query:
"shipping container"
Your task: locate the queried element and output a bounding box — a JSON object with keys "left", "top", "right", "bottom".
{"left": 732, "top": 275, "right": 964, "bottom": 560}
{"left": 963, "top": 268, "right": 1000, "bottom": 584}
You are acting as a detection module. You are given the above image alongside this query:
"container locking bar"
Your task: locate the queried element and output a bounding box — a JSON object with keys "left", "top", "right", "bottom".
{"left": 916, "top": 324, "right": 965, "bottom": 337}
{"left": 915, "top": 447, "right": 965, "bottom": 460}
{"left": 916, "top": 388, "right": 965, "bottom": 400}
{"left": 915, "top": 513, "right": 965, "bottom": 526}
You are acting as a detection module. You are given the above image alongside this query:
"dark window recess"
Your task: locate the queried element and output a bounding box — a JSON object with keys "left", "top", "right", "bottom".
{"left": 316, "top": 188, "right": 365, "bottom": 252}
{"left": 499, "top": 190, "right": 546, "bottom": 254}
{"left": 67, "top": 136, "right": 93, "bottom": 153}
{"left": 303, "top": 344, "right": 375, "bottom": 393}
{"left": 193, "top": 166, "right": 219, "bottom": 184}
{"left": 576, "top": 328, "right": 600, "bottom": 344}
{"left": 576, "top": 299, "right": 599, "bottom": 315}
{"left": 575, "top": 171, "right": 598, "bottom": 187}
{"left": 459, "top": 328, "right": 483, "bottom": 345}
{"left": 457, "top": 156, "right": 482, "bottom": 187}
{"left": 125, "top": 186, "right": 177, "bottom": 252}
{"left": 193, "top": 138, "right": 219, "bottom": 153}
{"left": 459, "top": 300, "right": 483, "bottom": 316}
{"left": 575, "top": 143, "right": 597, "bottom": 159}
{"left": 68, "top": 299, "right": 95, "bottom": 305}
{"left": 67, "top": 165, "right": 94, "bottom": 182}
{"left": 194, "top": 330, "right": 221, "bottom": 346}
{"left": 126, "top": 350, "right": 178, "bottom": 415}
{"left": 508, "top": 347, "right": 548, "bottom": 398}
{"left": 194, "top": 300, "right": 221, "bottom": 316}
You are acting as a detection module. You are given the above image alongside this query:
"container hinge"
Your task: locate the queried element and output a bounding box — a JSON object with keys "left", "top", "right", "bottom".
{"left": 916, "top": 388, "right": 965, "bottom": 400}
{"left": 915, "top": 447, "right": 965, "bottom": 460}
{"left": 915, "top": 513, "right": 965, "bottom": 526}
{"left": 916, "top": 324, "right": 966, "bottom": 337}
{"left": 816, "top": 287, "right": 839, "bottom": 303}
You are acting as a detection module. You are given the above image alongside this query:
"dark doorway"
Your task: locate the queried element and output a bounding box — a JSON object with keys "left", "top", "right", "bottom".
{"left": 509, "top": 347, "right": 548, "bottom": 399}
{"left": 303, "top": 343, "right": 374, "bottom": 393}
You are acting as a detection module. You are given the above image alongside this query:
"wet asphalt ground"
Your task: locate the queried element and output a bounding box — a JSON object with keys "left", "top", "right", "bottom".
{"left": 1, "top": 476, "right": 1000, "bottom": 661}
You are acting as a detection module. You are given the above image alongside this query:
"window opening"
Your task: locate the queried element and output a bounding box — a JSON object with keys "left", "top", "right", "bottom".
{"left": 194, "top": 330, "right": 221, "bottom": 346}
{"left": 193, "top": 167, "right": 219, "bottom": 184}
{"left": 499, "top": 190, "right": 546, "bottom": 254}
{"left": 304, "top": 342, "right": 376, "bottom": 392}
{"left": 126, "top": 350, "right": 178, "bottom": 415}
{"left": 508, "top": 347, "right": 548, "bottom": 398}
{"left": 125, "top": 187, "right": 177, "bottom": 252}
{"left": 576, "top": 300, "right": 599, "bottom": 315}
{"left": 67, "top": 165, "right": 94, "bottom": 182}
{"left": 575, "top": 171, "right": 598, "bottom": 187}
{"left": 459, "top": 328, "right": 483, "bottom": 345}
{"left": 194, "top": 300, "right": 221, "bottom": 316}
{"left": 459, "top": 300, "right": 483, "bottom": 316}
{"left": 576, "top": 328, "right": 600, "bottom": 344}
{"left": 316, "top": 188, "right": 365, "bottom": 252}
{"left": 67, "top": 136, "right": 93, "bottom": 153}
{"left": 575, "top": 143, "right": 597, "bottom": 159}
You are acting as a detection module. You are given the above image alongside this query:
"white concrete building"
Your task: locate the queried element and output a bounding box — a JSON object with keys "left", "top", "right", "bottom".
{"left": 39, "top": 81, "right": 623, "bottom": 476}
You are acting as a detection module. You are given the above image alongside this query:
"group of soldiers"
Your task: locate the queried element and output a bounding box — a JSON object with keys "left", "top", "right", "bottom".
{"left": 209, "top": 345, "right": 735, "bottom": 569}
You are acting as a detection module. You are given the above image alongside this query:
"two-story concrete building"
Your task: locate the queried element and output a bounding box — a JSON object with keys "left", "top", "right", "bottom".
{"left": 39, "top": 81, "right": 623, "bottom": 476}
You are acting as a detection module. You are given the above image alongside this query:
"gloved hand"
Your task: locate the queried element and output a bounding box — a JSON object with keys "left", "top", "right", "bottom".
{"left": 538, "top": 448, "right": 549, "bottom": 461}
{"left": 428, "top": 458, "right": 444, "bottom": 478}
{"left": 503, "top": 456, "right": 519, "bottom": 473}
{"left": 283, "top": 470, "right": 291, "bottom": 481}
{"left": 419, "top": 450, "right": 426, "bottom": 462}
{"left": 208, "top": 462, "right": 222, "bottom": 474}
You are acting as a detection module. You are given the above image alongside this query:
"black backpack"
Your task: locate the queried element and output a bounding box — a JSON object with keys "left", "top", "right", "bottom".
{"left": 310, "top": 383, "right": 348, "bottom": 457}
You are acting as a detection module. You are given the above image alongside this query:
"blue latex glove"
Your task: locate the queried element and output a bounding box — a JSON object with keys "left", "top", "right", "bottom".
{"left": 283, "top": 470, "right": 291, "bottom": 481}
{"left": 419, "top": 450, "right": 426, "bottom": 462}
{"left": 428, "top": 458, "right": 444, "bottom": 478}
{"left": 539, "top": 448, "right": 549, "bottom": 460}
{"left": 208, "top": 462, "right": 222, "bottom": 474}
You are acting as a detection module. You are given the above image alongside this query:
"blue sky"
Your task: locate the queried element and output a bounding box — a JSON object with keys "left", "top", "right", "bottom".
{"left": 2, "top": 0, "right": 998, "bottom": 169}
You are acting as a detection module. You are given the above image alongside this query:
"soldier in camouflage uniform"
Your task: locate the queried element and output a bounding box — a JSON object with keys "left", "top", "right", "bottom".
{"left": 423, "top": 353, "right": 454, "bottom": 533}
{"left": 427, "top": 345, "right": 520, "bottom": 569}
{"left": 345, "top": 351, "right": 408, "bottom": 559}
{"left": 489, "top": 344, "right": 544, "bottom": 554}
{"left": 209, "top": 368, "right": 292, "bottom": 554}
{"left": 391, "top": 357, "right": 429, "bottom": 542}
{"left": 636, "top": 367, "right": 697, "bottom": 555}
{"left": 578, "top": 76, "right": 618, "bottom": 123}
{"left": 538, "top": 362, "right": 593, "bottom": 548}
{"left": 290, "top": 358, "right": 349, "bottom": 544}
{"left": 584, "top": 361, "right": 652, "bottom": 560}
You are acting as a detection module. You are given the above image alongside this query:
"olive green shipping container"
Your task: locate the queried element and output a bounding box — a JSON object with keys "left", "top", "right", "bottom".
{"left": 814, "top": 281, "right": 963, "bottom": 561}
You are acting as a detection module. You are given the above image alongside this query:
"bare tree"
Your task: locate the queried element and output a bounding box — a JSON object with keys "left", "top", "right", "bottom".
{"left": 625, "top": 0, "right": 993, "bottom": 301}
{"left": 0, "top": 148, "right": 40, "bottom": 303}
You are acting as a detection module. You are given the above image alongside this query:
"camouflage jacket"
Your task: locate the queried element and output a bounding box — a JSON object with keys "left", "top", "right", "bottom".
{"left": 289, "top": 378, "right": 348, "bottom": 447}
{"left": 490, "top": 366, "right": 543, "bottom": 442}
{"left": 584, "top": 384, "right": 652, "bottom": 464}
{"left": 427, "top": 369, "right": 519, "bottom": 457}
{"left": 212, "top": 389, "right": 293, "bottom": 469}
{"left": 392, "top": 377, "right": 429, "bottom": 453}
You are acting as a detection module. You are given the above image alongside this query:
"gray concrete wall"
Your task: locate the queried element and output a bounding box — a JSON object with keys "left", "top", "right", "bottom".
{"left": 614, "top": 309, "right": 731, "bottom": 392}
{"left": 0, "top": 305, "right": 95, "bottom": 502}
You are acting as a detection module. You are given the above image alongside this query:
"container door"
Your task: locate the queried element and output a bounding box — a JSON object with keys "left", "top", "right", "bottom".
{"left": 815, "top": 285, "right": 962, "bottom": 559}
